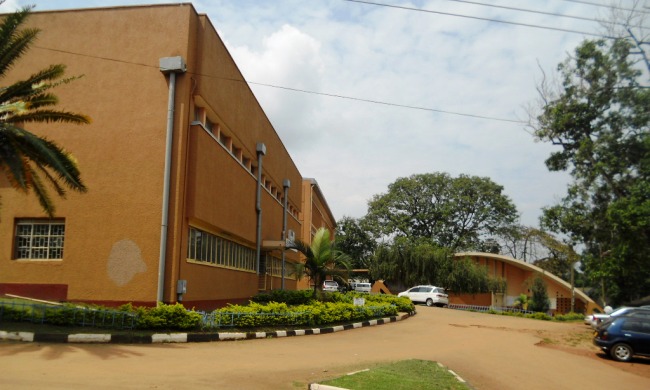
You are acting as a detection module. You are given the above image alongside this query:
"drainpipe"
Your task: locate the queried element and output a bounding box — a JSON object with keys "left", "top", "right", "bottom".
{"left": 255, "top": 143, "right": 266, "bottom": 275}
{"left": 157, "top": 57, "right": 186, "bottom": 303}
{"left": 281, "top": 179, "right": 291, "bottom": 289}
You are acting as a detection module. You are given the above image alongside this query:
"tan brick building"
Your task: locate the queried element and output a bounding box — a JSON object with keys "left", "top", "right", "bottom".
{"left": 0, "top": 4, "right": 336, "bottom": 309}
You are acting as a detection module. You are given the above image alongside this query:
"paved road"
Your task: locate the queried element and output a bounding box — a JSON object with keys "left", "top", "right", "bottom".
{"left": 1, "top": 307, "right": 648, "bottom": 389}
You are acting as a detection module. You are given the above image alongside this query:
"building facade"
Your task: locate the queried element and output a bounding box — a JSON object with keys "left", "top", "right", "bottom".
{"left": 0, "top": 4, "right": 333, "bottom": 309}
{"left": 451, "top": 252, "right": 601, "bottom": 314}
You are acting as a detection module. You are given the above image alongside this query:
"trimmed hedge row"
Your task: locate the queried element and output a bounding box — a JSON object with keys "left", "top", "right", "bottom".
{"left": 2, "top": 292, "right": 414, "bottom": 332}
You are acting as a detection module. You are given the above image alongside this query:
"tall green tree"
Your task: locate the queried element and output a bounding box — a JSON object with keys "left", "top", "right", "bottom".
{"left": 364, "top": 173, "right": 518, "bottom": 251}
{"left": 370, "top": 238, "right": 505, "bottom": 294}
{"left": 533, "top": 38, "right": 649, "bottom": 305}
{"left": 334, "top": 216, "right": 376, "bottom": 270}
{"left": 288, "top": 227, "right": 351, "bottom": 295}
{"left": 0, "top": 6, "right": 90, "bottom": 217}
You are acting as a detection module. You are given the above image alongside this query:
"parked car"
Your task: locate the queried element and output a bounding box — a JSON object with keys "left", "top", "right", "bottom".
{"left": 593, "top": 316, "right": 650, "bottom": 362}
{"left": 354, "top": 283, "right": 371, "bottom": 293}
{"left": 397, "top": 285, "right": 449, "bottom": 307}
{"left": 322, "top": 280, "right": 339, "bottom": 292}
{"left": 590, "top": 307, "right": 650, "bottom": 328}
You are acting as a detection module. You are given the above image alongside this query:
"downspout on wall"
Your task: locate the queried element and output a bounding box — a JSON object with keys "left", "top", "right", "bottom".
{"left": 281, "top": 179, "right": 290, "bottom": 290}
{"left": 255, "top": 143, "right": 267, "bottom": 275}
{"left": 157, "top": 56, "right": 186, "bottom": 303}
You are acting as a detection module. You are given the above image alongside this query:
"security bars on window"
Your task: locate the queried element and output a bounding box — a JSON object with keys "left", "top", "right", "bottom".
{"left": 15, "top": 220, "right": 65, "bottom": 260}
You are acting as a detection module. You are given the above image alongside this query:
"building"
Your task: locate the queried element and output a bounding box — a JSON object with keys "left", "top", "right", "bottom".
{"left": 451, "top": 252, "right": 601, "bottom": 314}
{"left": 0, "top": 4, "right": 336, "bottom": 309}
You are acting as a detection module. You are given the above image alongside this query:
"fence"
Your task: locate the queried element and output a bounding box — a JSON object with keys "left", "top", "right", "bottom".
{"left": 0, "top": 301, "right": 137, "bottom": 330}
{"left": 447, "top": 303, "right": 536, "bottom": 315}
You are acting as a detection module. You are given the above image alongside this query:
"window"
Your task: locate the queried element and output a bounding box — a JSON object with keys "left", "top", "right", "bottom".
{"left": 187, "top": 227, "right": 255, "bottom": 272}
{"left": 14, "top": 219, "right": 65, "bottom": 260}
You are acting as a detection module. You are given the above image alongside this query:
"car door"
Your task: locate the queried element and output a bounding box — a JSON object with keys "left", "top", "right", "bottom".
{"left": 620, "top": 319, "right": 650, "bottom": 355}
{"left": 408, "top": 287, "right": 423, "bottom": 303}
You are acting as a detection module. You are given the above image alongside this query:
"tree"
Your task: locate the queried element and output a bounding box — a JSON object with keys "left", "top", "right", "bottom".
{"left": 0, "top": 6, "right": 90, "bottom": 217}
{"left": 334, "top": 216, "right": 376, "bottom": 270}
{"left": 369, "top": 237, "right": 506, "bottom": 295}
{"left": 364, "top": 173, "right": 518, "bottom": 251}
{"left": 528, "top": 275, "right": 550, "bottom": 313}
{"left": 532, "top": 37, "right": 650, "bottom": 305}
{"left": 287, "top": 227, "right": 351, "bottom": 295}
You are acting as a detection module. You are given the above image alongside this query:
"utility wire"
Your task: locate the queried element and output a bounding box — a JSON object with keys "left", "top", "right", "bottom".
{"left": 560, "top": 0, "right": 650, "bottom": 14}
{"left": 35, "top": 45, "right": 526, "bottom": 124}
{"left": 442, "top": 0, "right": 646, "bottom": 29}
{"left": 245, "top": 80, "right": 527, "bottom": 123}
{"left": 343, "top": 0, "right": 616, "bottom": 38}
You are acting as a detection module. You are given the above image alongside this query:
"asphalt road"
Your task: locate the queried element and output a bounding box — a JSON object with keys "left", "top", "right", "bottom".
{"left": 1, "top": 307, "right": 649, "bottom": 389}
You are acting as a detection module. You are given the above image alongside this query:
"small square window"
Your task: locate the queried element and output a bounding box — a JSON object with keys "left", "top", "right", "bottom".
{"left": 14, "top": 219, "right": 65, "bottom": 260}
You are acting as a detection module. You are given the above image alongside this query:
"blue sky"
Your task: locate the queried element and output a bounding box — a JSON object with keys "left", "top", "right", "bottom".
{"left": 2, "top": 0, "right": 639, "bottom": 226}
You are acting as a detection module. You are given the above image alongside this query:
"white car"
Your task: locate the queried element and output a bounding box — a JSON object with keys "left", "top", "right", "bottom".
{"left": 354, "top": 283, "right": 371, "bottom": 293}
{"left": 398, "top": 285, "right": 449, "bottom": 307}
{"left": 322, "top": 280, "right": 339, "bottom": 292}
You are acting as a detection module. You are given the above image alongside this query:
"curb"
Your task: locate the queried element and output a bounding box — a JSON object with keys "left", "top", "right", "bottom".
{"left": 0, "top": 312, "right": 414, "bottom": 344}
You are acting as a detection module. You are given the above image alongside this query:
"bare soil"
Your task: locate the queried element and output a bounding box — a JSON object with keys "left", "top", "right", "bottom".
{"left": 1, "top": 307, "right": 648, "bottom": 389}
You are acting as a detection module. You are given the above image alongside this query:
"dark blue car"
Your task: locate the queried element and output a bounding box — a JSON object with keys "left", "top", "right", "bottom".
{"left": 593, "top": 316, "right": 650, "bottom": 362}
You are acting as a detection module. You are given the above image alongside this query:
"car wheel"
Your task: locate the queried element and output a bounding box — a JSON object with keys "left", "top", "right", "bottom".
{"left": 610, "top": 343, "right": 633, "bottom": 362}
{"left": 426, "top": 298, "right": 434, "bottom": 307}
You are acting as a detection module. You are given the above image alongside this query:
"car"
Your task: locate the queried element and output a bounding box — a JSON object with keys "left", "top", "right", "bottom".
{"left": 322, "top": 280, "right": 339, "bottom": 292}
{"left": 354, "top": 283, "right": 371, "bottom": 293}
{"left": 397, "top": 285, "right": 449, "bottom": 307}
{"left": 590, "top": 307, "right": 650, "bottom": 328}
{"left": 593, "top": 316, "right": 650, "bottom": 362}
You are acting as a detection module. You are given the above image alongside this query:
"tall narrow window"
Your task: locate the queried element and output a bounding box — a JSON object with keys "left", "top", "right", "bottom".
{"left": 14, "top": 219, "right": 65, "bottom": 260}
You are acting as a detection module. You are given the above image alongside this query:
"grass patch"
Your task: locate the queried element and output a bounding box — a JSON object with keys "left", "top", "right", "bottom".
{"left": 319, "top": 359, "right": 468, "bottom": 390}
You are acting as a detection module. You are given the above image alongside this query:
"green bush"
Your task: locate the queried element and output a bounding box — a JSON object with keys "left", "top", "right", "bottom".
{"left": 554, "top": 312, "right": 584, "bottom": 321}
{"left": 251, "top": 289, "right": 315, "bottom": 305}
{"left": 120, "top": 303, "right": 202, "bottom": 330}
{"left": 208, "top": 298, "right": 401, "bottom": 329}
{"left": 524, "top": 312, "right": 552, "bottom": 321}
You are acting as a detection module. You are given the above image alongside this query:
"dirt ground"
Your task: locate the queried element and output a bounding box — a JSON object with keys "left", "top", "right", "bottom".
{"left": 1, "top": 307, "right": 649, "bottom": 389}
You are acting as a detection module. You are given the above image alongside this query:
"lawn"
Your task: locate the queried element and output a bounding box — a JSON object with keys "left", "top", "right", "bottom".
{"left": 318, "top": 359, "right": 469, "bottom": 390}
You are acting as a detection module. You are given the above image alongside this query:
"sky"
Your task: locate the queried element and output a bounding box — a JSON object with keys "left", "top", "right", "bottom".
{"left": 2, "top": 0, "right": 640, "bottom": 226}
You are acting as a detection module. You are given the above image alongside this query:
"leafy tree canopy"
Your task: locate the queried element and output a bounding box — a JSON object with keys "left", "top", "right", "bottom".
{"left": 335, "top": 216, "right": 376, "bottom": 270}
{"left": 369, "top": 237, "right": 506, "bottom": 295}
{"left": 364, "top": 172, "right": 518, "bottom": 251}
{"left": 533, "top": 38, "right": 650, "bottom": 305}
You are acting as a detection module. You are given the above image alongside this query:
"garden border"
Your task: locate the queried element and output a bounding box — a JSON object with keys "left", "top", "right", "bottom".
{"left": 0, "top": 312, "right": 414, "bottom": 344}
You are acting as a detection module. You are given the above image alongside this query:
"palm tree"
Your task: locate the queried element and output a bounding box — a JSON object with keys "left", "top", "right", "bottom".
{"left": 288, "top": 227, "right": 351, "bottom": 296}
{"left": 0, "top": 6, "right": 90, "bottom": 217}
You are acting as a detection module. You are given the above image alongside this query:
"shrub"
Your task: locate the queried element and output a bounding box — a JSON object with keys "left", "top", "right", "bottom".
{"left": 554, "top": 312, "right": 584, "bottom": 322}
{"left": 127, "top": 303, "right": 203, "bottom": 330}
{"left": 525, "top": 312, "right": 552, "bottom": 321}
{"left": 251, "top": 289, "right": 314, "bottom": 305}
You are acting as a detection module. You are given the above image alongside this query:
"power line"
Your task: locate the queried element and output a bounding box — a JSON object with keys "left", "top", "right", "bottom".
{"left": 559, "top": 0, "right": 650, "bottom": 14}
{"left": 442, "top": 0, "right": 645, "bottom": 28}
{"left": 343, "top": 0, "right": 615, "bottom": 38}
{"left": 244, "top": 81, "right": 527, "bottom": 123}
{"left": 34, "top": 45, "right": 526, "bottom": 124}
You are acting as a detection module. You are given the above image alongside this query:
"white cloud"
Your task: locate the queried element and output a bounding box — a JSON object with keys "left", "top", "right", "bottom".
{"left": 31, "top": 0, "right": 603, "bottom": 227}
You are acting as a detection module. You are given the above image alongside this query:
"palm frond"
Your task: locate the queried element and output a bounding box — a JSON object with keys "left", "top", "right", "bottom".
{"left": 0, "top": 64, "right": 66, "bottom": 102}
{"left": 24, "top": 162, "right": 56, "bottom": 217}
{"left": 2, "top": 126, "right": 86, "bottom": 192}
{"left": 0, "top": 6, "right": 38, "bottom": 78}
{"left": 9, "top": 110, "right": 91, "bottom": 125}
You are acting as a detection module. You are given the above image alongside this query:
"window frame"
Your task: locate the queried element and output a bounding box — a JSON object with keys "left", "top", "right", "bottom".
{"left": 14, "top": 219, "right": 66, "bottom": 261}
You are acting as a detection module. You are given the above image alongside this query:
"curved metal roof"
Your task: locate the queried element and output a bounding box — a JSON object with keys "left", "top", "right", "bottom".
{"left": 455, "top": 251, "right": 597, "bottom": 306}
